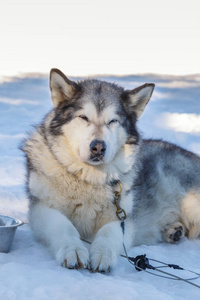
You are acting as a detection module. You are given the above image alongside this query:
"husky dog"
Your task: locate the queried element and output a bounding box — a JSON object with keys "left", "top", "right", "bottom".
{"left": 22, "top": 69, "right": 200, "bottom": 272}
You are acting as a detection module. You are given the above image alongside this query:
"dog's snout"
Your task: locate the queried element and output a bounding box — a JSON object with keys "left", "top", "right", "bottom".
{"left": 90, "top": 140, "right": 107, "bottom": 155}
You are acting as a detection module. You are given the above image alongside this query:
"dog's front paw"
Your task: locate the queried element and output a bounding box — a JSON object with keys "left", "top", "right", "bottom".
{"left": 90, "top": 237, "right": 118, "bottom": 272}
{"left": 56, "top": 238, "right": 89, "bottom": 269}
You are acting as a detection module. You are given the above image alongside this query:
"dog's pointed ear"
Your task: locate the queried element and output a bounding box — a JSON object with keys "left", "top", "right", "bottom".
{"left": 124, "top": 83, "right": 155, "bottom": 118}
{"left": 50, "top": 68, "right": 78, "bottom": 107}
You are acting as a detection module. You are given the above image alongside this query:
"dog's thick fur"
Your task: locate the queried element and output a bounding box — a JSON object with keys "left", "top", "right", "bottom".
{"left": 22, "top": 69, "right": 200, "bottom": 271}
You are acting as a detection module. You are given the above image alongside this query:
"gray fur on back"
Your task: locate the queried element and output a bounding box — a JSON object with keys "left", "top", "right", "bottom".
{"left": 132, "top": 139, "right": 200, "bottom": 245}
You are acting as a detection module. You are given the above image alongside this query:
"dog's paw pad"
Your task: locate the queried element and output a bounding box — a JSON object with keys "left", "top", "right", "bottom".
{"left": 169, "top": 226, "right": 184, "bottom": 242}
{"left": 164, "top": 223, "right": 186, "bottom": 243}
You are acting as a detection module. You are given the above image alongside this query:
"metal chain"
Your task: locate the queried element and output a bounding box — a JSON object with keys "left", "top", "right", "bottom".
{"left": 112, "top": 180, "right": 127, "bottom": 220}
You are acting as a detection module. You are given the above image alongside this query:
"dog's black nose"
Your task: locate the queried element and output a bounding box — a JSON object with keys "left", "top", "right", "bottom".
{"left": 90, "top": 140, "right": 107, "bottom": 156}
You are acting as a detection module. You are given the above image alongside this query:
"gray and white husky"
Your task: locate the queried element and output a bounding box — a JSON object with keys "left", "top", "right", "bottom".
{"left": 22, "top": 69, "right": 200, "bottom": 272}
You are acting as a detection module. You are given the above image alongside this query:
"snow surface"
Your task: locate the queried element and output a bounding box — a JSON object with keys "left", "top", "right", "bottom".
{"left": 0, "top": 74, "right": 200, "bottom": 300}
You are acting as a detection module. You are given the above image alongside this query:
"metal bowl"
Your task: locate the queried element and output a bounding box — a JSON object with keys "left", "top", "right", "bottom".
{"left": 0, "top": 215, "right": 23, "bottom": 253}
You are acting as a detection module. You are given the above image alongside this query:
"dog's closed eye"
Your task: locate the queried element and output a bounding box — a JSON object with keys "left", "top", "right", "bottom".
{"left": 79, "top": 115, "right": 89, "bottom": 122}
{"left": 108, "top": 119, "right": 119, "bottom": 125}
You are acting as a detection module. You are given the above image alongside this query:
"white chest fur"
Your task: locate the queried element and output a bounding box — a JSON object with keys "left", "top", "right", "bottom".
{"left": 29, "top": 170, "right": 117, "bottom": 238}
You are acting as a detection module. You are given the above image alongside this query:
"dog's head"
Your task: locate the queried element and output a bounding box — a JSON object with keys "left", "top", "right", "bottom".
{"left": 48, "top": 69, "right": 154, "bottom": 168}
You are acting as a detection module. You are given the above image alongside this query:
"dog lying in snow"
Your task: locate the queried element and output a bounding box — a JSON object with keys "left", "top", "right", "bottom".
{"left": 21, "top": 69, "right": 200, "bottom": 271}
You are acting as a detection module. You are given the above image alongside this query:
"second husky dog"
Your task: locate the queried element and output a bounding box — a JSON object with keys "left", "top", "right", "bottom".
{"left": 22, "top": 69, "right": 200, "bottom": 272}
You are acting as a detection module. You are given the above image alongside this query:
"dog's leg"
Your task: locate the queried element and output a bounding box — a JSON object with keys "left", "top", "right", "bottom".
{"left": 181, "top": 191, "right": 200, "bottom": 239}
{"left": 90, "top": 220, "right": 134, "bottom": 272}
{"left": 90, "top": 221, "right": 123, "bottom": 272}
{"left": 163, "top": 191, "right": 200, "bottom": 242}
{"left": 29, "top": 203, "right": 89, "bottom": 269}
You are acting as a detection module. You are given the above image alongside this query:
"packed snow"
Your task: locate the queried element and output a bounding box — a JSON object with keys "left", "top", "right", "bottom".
{"left": 0, "top": 73, "right": 200, "bottom": 300}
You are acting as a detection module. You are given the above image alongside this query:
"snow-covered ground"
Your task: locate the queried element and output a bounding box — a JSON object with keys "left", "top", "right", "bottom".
{"left": 0, "top": 73, "right": 200, "bottom": 299}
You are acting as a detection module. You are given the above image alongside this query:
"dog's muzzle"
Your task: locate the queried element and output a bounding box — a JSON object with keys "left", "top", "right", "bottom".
{"left": 89, "top": 139, "right": 107, "bottom": 162}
